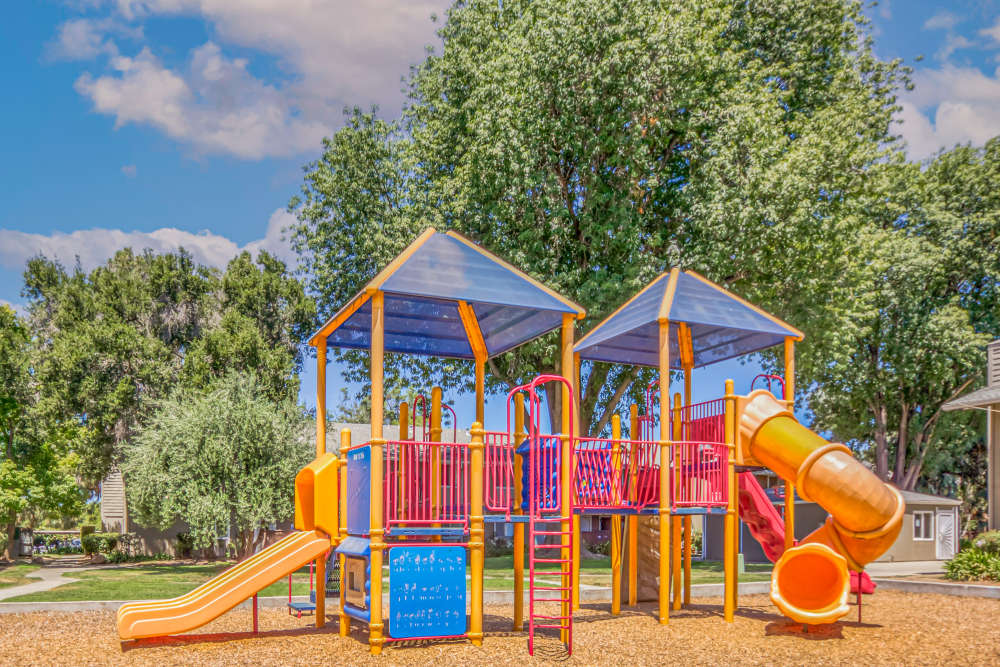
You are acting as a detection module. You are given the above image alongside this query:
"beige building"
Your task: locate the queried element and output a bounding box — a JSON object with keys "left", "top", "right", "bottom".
{"left": 942, "top": 339, "right": 1000, "bottom": 531}
{"left": 704, "top": 488, "right": 961, "bottom": 564}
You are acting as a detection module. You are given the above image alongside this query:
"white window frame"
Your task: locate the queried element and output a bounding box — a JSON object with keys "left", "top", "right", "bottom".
{"left": 913, "top": 510, "right": 934, "bottom": 541}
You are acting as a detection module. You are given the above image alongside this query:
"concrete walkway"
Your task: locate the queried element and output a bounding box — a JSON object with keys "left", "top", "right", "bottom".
{"left": 0, "top": 567, "right": 85, "bottom": 602}
{"left": 865, "top": 560, "right": 945, "bottom": 576}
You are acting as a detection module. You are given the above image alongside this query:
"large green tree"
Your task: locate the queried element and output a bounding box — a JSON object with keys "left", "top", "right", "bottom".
{"left": 292, "top": 0, "right": 904, "bottom": 434}
{"left": 806, "top": 141, "right": 1000, "bottom": 490}
{"left": 24, "top": 249, "right": 314, "bottom": 486}
{"left": 122, "top": 372, "right": 312, "bottom": 558}
{"left": 0, "top": 305, "right": 84, "bottom": 559}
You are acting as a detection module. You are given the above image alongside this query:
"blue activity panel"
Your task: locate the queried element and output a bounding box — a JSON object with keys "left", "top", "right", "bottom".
{"left": 389, "top": 546, "right": 467, "bottom": 639}
{"left": 347, "top": 446, "right": 371, "bottom": 536}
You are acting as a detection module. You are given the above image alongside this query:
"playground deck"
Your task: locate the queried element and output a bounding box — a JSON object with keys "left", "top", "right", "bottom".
{"left": 8, "top": 591, "right": 999, "bottom": 666}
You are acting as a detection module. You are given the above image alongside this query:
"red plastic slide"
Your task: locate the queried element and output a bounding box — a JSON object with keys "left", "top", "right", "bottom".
{"left": 737, "top": 472, "right": 786, "bottom": 562}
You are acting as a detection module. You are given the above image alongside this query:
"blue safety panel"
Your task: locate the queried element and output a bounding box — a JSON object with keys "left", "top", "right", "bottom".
{"left": 484, "top": 514, "right": 531, "bottom": 523}
{"left": 346, "top": 447, "right": 371, "bottom": 536}
{"left": 389, "top": 546, "right": 467, "bottom": 639}
{"left": 575, "top": 271, "right": 800, "bottom": 368}
{"left": 317, "top": 231, "right": 582, "bottom": 360}
{"left": 335, "top": 536, "right": 372, "bottom": 558}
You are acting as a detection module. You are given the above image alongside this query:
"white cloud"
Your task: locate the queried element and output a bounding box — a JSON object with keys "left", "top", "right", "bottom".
{"left": 937, "top": 33, "right": 975, "bottom": 60}
{"left": 897, "top": 65, "right": 1000, "bottom": 159}
{"left": 0, "top": 208, "right": 297, "bottom": 274}
{"left": 75, "top": 44, "right": 331, "bottom": 159}
{"left": 45, "top": 17, "right": 142, "bottom": 61}
{"left": 923, "top": 11, "right": 961, "bottom": 31}
{"left": 121, "top": 164, "right": 137, "bottom": 177}
{"left": 58, "top": 0, "right": 448, "bottom": 159}
{"left": 980, "top": 17, "right": 1000, "bottom": 45}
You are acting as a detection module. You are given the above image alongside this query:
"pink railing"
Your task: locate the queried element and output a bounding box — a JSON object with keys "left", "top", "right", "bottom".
{"left": 574, "top": 437, "right": 625, "bottom": 509}
{"left": 671, "top": 441, "right": 729, "bottom": 507}
{"left": 620, "top": 439, "right": 661, "bottom": 510}
{"left": 383, "top": 439, "right": 469, "bottom": 535}
{"left": 679, "top": 398, "right": 725, "bottom": 443}
{"left": 484, "top": 430, "right": 515, "bottom": 513}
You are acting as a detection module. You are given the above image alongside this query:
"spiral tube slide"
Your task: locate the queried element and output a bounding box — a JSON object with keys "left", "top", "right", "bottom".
{"left": 739, "top": 390, "right": 905, "bottom": 625}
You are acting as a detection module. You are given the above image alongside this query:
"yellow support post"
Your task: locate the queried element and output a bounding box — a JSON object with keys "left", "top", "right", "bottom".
{"left": 682, "top": 364, "right": 692, "bottom": 606}
{"left": 475, "top": 358, "right": 485, "bottom": 425}
{"left": 339, "top": 428, "right": 350, "bottom": 637}
{"left": 431, "top": 387, "right": 442, "bottom": 542}
{"left": 723, "top": 379, "right": 737, "bottom": 623}
{"left": 469, "top": 422, "right": 485, "bottom": 646}
{"left": 513, "top": 394, "right": 526, "bottom": 631}
{"left": 316, "top": 340, "right": 327, "bottom": 459}
{"left": 783, "top": 337, "right": 796, "bottom": 551}
{"left": 628, "top": 403, "right": 639, "bottom": 607}
{"left": 657, "top": 319, "right": 671, "bottom": 625}
{"left": 369, "top": 291, "right": 385, "bottom": 654}
{"left": 314, "top": 338, "right": 328, "bottom": 628}
{"left": 611, "top": 414, "right": 622, "bottom": 616}
{"left": 560, "top": 314, "right": 574, "bottom": 642}
{"left": 671, "top": 392, "right": 682, "bottom": 611}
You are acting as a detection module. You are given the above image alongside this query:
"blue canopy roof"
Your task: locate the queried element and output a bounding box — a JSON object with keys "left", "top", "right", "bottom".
{"left": 309, "top": 229, "right": 585, "bottom": 359}
{"left": 574, "top": 269, "right": 802, "bottom": 368}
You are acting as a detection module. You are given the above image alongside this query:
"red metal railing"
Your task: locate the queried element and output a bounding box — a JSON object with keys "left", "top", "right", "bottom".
{"left": 671, "top": 441, "right": 729, "bottom": 508}
{"left": 750, "top": 374, "right": 786, "bottom": 398}
{"left": 678, "top": 398, "right": 725, "bottom": 443}
{"left": 574, "top": 437, "right": 625, "bottom": 509}
{"left": 383, "top": 439, "right": 469, "bottom": 535}
{"left": 409, "top": 394, "right": 458, "bottom": 442}
{"left": 484, "top": 430, "right": 514, "bottom": 513}
{"left": 620, "top": 439, "right": 660, "bottom": 509}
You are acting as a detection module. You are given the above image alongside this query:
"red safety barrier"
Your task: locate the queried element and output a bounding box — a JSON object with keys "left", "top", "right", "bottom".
{"left": 621, "top": 439, "right": 661, "bottom": 510}
{"left": 679, "top": 398, "right": 725, "bottom": 443}
{"left": 383, "top": 440, "right": 469, "bottom": 535}
{"left": 484, "top": 430, "right": 514, "bottom": 513}
{"left": 671, "top": 441, "right": 729, "bottom": 508}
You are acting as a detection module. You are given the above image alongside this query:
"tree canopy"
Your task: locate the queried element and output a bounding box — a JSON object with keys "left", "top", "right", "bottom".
{"left": 24, "top": 248, "right": 314, "bottom": 487}
{"left": 121, "top": 372, "right": 312, "bottom": 558}
{"left": 291, "top": 0, "right": 905, "bottom": 434}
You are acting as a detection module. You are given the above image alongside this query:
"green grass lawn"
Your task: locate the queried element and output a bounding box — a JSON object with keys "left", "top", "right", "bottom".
{"left": 6, "top": 563, "right": 317, "bottom": 602}
{"left": 0, "top": 564, "right": 41, "bottom": 589}
{"left": 4, "top": 557, "right": 770, "bottom": 602}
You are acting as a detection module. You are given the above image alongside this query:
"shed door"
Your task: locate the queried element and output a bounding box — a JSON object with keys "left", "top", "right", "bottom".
{"left": 935, "top": 509, "right": 956, "bottom": 560}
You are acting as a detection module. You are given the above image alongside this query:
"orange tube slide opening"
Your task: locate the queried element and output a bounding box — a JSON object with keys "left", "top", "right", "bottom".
{"left": 770, "top": 543, "right": 850, "bottom": 624}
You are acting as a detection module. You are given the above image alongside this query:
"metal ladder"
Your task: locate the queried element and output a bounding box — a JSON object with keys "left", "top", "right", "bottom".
{"left": 527, "top": 515, "right": 573, "bottom": 655}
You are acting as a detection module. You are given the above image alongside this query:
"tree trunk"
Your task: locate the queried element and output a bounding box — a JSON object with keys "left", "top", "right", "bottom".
{"left": 893, "top": 405, "right": 909, "bottom": 483}
{"left": 873, "top": 402, "right": 889, "bottom": 480}
{"left": 4, "top": 512, "right": 17, "bottom": 561}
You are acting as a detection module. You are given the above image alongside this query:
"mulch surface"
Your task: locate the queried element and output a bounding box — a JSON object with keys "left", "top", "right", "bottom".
{"left": 3, "top": 591, "right": 999, "bottom": 666}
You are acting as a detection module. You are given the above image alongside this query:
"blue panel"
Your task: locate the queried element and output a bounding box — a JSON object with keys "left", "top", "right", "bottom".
{"left": 389, "top": 546, "right": 467, "bottom": 639}
{"left": 382, "top": 233, "right": 576, "bottom": 313}
{"left": 347, "top": 446, "right": 371, "bottom": 536}
{"left": 575, "top": 271, "right": 799, "bottom": 368}
{"left": 574, "top": 274, "right": 668, "bottom": 351}
{"left": 668, "top": 273, "right": 794, "bottom": 337}
{"left": 335, "top": 536, "right": 371, "bottom": 557}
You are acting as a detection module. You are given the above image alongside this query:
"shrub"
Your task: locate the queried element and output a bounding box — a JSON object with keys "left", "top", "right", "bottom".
{"left": 81, "top": 534, "right": 99, "bottom": 555}
{"left": 175, "top": 533, "right": 194, "bottom": 559}
{"left": 486, "top": 536, "right": 513, "bottom": 558}
{"left": 590, "top": 540, "right": 611, "bottom": 556}
{"left": 80, "top": 525, "right": 96, "bottom": 538}
{"left": 972, "top": 531, "right": 1000, "bottom": 555}
{"left": 944, "top": 547, "right": 1000, "bottom": 582}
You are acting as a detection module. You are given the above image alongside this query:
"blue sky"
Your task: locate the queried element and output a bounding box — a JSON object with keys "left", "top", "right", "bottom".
{"left": 1, "top": 1, "right": 999, "bottom": 429}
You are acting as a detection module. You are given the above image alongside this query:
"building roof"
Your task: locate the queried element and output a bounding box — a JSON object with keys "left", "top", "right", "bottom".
{"left": 942, "top": 384, "right": 1000, "bottom": 411}
{"left": 899, "top": 489, "right": 962, "bottom": 506}
{"left": 309, "top": 228, "right": 585, "bottom": 359}
{"left": 574, "top": 268, "right": 802, "bottom": 368}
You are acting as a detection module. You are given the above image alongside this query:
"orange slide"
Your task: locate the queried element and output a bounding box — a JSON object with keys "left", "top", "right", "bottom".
{"left": 739, "top": 390, "right": 904, "bottom": 625}
{"left": 117, "top": 452, "right": 339, "bottom": 640}
{"left": 116, "top": 530, "right": 331, "bottom": 639}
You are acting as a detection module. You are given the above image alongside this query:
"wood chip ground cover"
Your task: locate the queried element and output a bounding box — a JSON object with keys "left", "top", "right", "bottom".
{"left": 2, "top": 591, "right": 998, "bottom": 665}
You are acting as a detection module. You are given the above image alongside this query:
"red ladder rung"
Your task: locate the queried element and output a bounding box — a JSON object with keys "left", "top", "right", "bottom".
{"left": 533, "top": 586, "right": 570, "bottom": 591}
{"left": 533, "top": 623, "right": 571, "bottom": 630}
{"left": 533, "top": 558, "right": 570, "bottom": 563}
{"left": 530, "top": 570, "right": 568, "bottom": 576}
{"left": 534, "top": 614, "right": 571, "bottom": 620}
{"left": 533, "top": 530, "right": 571, "bottom": 536}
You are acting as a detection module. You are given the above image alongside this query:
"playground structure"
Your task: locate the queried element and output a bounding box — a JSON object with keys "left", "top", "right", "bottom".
{"left": 116, "top": 228, "right": 905, "bottom": 655}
